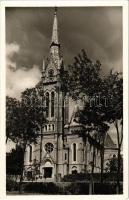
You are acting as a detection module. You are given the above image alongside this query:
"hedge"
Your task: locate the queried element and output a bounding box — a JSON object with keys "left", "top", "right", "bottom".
{"left": 62, "top": 173, "right": 123, "bottom": 182}
{"left": 22, "top": 182, "right": 63, "bottom": 194}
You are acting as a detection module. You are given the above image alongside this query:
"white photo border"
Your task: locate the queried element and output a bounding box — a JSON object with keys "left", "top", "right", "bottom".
{"left": 0, "top": 0, "right": 128, "bottom": 199}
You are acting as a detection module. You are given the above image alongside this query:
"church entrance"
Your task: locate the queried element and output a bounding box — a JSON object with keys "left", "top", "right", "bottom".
{"left": 42, "top": 160, "right": 53, "bottom": 179}
{"left": 44, "top": 167, "right": 53, "bottom": 178}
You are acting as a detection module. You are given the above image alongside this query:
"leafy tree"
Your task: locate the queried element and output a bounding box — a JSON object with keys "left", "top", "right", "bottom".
{"left": 6, "top": 84, "right": 46, "bottom": 192}
{"left": 18, "top": 86, "right": 46, "bottom": 189}
{"left": 66, "top": 49, "right": 102, "bottom": 99}
{"left": 65, "top": 49, "right": 123, "bottom": 188}
{"left": 6, "top": 96, "right": 20, "bottom": 143}
{"left": 6, "top": 145, "right": 24, "bottom": 175}
{"left": 77, "top": 102, "right": 109, "bottom": 182}
{"left": 65, "top": 49, "right": 109, "bottom": 181}
{"left": 21, "top": 85, "right": 46, "bottom": 163}
{"left": 100, "top": 71, "right": 123, "bottom": 191}
{"left": 105, "top": 154, "right": 123, "bottom": 173}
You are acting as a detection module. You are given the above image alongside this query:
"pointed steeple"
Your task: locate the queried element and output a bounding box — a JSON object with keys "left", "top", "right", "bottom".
{"left": 51, "top": 7, "right": 59, "bottom": 45}
{"left": 49, "top": 7, "right": 61, "bottom": 69}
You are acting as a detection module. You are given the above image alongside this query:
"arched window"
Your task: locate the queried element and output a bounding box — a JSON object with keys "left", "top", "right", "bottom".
{"left": 72, "top": 166, "right": 77, "bottom": 174}
{"left": 29, "top": 145, "right": 32, "bottom": 162}
{"left": 46, "top": 92, "right": 49, "bottom": 117}
{"left": 51, "top": 92, "right": 55, "bottom": 117}
{"left": 65, "top": 153, "right": 67, "bottom": 161}
{"left": 73, "top": 143, "right": 77, "bottom": 162}
{"left": 45, "top": 125, "right": 47, "bottom": 131}
{"left": 52, "top": 124, "right": 55, "bottom": 131}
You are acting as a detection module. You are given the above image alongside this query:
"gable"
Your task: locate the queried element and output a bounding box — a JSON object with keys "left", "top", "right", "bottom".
{"left": 104, "top": 133, "right": 116, "bottom": 148}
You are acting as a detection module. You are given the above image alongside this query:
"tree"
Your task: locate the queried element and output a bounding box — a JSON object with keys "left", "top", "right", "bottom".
{"left": 6, "top": 84, "right": 46, "bottom": 192}
{"left": 18, "top": 86, "right": 46, "bottom": 189}
{"left": 6, "top": 96, "right": 20, "bottom": 143}
{"left": 105, "top": 154, "right": 123, "bottom": 173}
{"left": 66, "top": 49, "right": 102, "bottom": 99}
{"left": 6, "top": 145, "right": 24, "bottom": 176}
{"left": 77, "top": 102, "right": 109, "bottom": 182}
{"left": 100, "top": 71, "right": 123, "bottom": 192}
{"left": 21, "top": 84, "right": 46, "bottom": 163}
{"left": 65, "top": 49, "right": 109, "bottom": 180}
{"left": 64, "top": 49, "right": 123, "bottom": 187}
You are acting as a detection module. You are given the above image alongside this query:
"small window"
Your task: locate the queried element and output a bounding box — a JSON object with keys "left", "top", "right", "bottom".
{"left": 45, "top": 125, "right": 47, "bottom": 131}
{"left": 51, "top": 92, "right": 55, "bottom": 117}
{"left": 82, "top": 149, "right": 84, "bottom": 162}
{"left": 72, "top": 166, "right": 77, "bottom": 175}
{"left": 73, "top": 143, "right": 76, "bottom": 162}
{"left": 29, "top": 145, "right": 32, "bottom": 162}
{"left": 46, "top": 92, "right": 49, "bottom": 118}
{"left": 65, "top": 153, "right": 67, "bottom": 161}
{"left": 52, "top": 124, "right": 55, "bottom": 131}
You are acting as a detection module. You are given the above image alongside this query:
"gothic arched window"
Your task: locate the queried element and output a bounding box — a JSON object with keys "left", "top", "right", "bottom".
{"left": 52, "top": 124, "right": 55, "bottom": 131}
{"left": 72, "top": 166, "right": 77, "bottom": 174}
{"left": 51, "top": 91, "right": 55, "bottom": 117}
{"left": 73, "top": 143, "right": 77, "bottom": 162}
{"left": 46, "top": 92, "right": 49, "bottom": 117}
{"left": 29, "top": 145, "right": 32, "bottom": 162}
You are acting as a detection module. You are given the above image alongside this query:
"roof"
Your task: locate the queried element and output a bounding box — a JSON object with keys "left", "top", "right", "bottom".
{"left": 104, "top": 133, "right": 116, "bottom": 148}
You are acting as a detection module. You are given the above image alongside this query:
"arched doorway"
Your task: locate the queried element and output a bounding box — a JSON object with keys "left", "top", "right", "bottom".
{"left": 43, "top": 160, "right": 53, "bottom": 178}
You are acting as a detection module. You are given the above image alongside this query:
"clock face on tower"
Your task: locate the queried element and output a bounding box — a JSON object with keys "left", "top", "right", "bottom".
{"left": 48, "top": 69, "right": 54, "bottom": 78}
{"left": 45, "top": 65, "right": 57, "bottom": 83}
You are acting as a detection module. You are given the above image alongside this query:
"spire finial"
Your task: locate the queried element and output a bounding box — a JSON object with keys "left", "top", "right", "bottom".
{"left": 42, "top": 59, "right": 45, "bottom": 71}
{"left": 54, "top": 6, "right": 57, "bottom": 15}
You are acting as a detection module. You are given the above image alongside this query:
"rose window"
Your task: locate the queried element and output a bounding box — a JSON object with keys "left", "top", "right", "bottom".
{"left": 45, "top": 143, "right": 54, "bottom": 153}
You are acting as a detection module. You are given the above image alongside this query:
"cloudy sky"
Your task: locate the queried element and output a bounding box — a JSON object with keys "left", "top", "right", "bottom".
{"left": 6, "top": 7, "right": 122, "bottom": 99}
{"left": 6, "top": 7, "right": 123, "bottom": 151}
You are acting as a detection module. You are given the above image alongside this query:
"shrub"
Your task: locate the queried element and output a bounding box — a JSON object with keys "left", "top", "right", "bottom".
{"left": 94, "top": 183, "right": 123, "bottom": 194}
{"left": 6, "top": 178, "right": 19, "bottom": 192}
{"left": 62, "top": 173, "right": 123, "bottom": 182}
{"left": 23, "top": 182, "right": 63, "bottom": 194}
{"left": 65, "top": 183, "right": 89, "bottom": 195}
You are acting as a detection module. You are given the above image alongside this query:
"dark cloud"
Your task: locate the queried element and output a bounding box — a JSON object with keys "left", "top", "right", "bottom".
{"left": 6, "top": 7, "right": 122, "bottom": 72}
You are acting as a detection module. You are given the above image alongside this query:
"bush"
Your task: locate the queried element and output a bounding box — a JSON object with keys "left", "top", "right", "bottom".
{"left": 65, "top": 183, "right": 89, "bottom": 195}
{"left": 62, "top": 173, "right": 123, "bottom": 182}
{"left": 94, "top": 183, "right": 123, "bottom": 194}
{"left": 6, "top": 181, "right": 123, "bottom": 194}
{"left": 6, "top": 178, "right": 19, "bottom": 192}
{"left": 23, "top": 182, "right": 63, "bottom": 194}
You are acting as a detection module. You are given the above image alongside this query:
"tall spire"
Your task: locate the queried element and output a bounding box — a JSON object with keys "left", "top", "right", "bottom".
{"left": 49, "top": 7, "right": 62, "bottom": 70}
{"left": 51, "top": 7, "right": 59, "bottom": 45}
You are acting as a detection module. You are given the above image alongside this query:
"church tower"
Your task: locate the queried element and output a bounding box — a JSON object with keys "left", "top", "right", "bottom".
{"left": 27, "top": 8, "right": 66, "bottom": 181}
{"left": 41, "top": 7, "right": 64, "bottom": 135}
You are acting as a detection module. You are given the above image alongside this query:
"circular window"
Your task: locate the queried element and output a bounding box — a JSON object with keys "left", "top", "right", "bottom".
{"left": 45, "top": 143, "right": 54, "bottom": 153}
{"left": 48, "top": 69, "right": 54, "bottom": 78}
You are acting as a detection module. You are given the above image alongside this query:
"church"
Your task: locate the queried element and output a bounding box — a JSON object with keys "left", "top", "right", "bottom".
{"left": 23, "top": 8, "right": 117, "bottom": 182}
